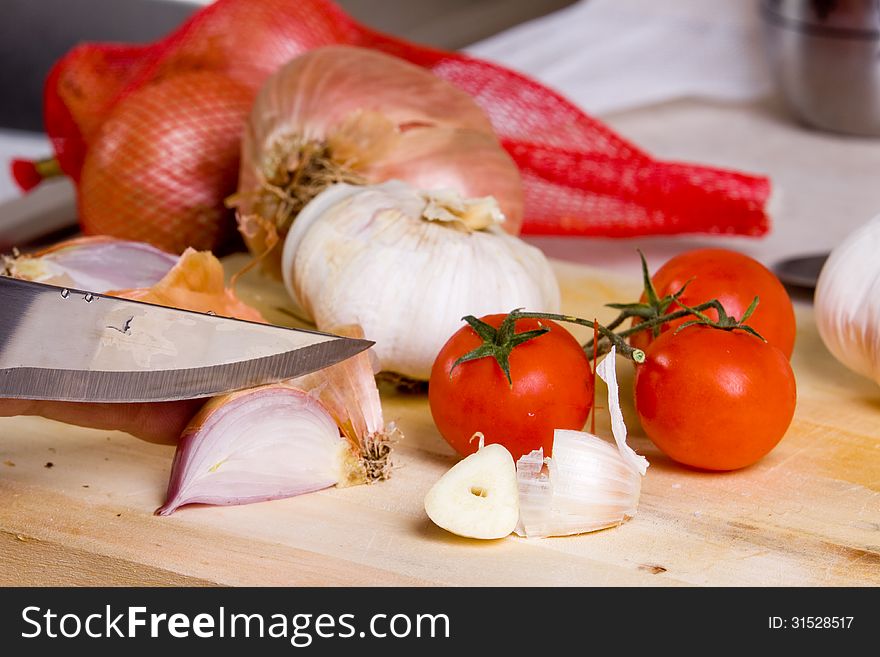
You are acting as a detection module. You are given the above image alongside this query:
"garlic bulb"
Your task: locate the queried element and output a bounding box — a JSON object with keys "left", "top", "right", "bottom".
{"left": 516, "top": 347, "right": 648, "bottom": 538}
{"left": 235, "top": 45, "right": 523, "bottom": 277}
{"left": 815, "top": 215, "right": 880, "bottom": 387}
{"left": 281, "top": 180, "right": 560, "bottom": 380}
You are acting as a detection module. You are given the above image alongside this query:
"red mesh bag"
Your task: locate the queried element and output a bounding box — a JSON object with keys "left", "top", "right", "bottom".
{"left": 34, "top": 0, "right": 769, "bottom": 250}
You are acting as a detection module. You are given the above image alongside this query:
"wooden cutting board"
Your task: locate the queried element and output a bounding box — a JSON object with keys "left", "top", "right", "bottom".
{"left": 1, "top": 257, "right": 878, "bottom": 586}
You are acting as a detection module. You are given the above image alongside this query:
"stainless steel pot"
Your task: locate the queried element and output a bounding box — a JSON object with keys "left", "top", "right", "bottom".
{"left": 762, "top": 0, "right": 880, "bottom": 136}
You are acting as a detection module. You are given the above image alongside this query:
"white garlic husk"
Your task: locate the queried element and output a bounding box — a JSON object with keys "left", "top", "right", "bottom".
{"left": 815, "top": 215, "right": 880, "bottom": 387}
{"left": 281, "top": 180, "right": 560, "bottom": 380}
{"left": 516, "top": 347, "right": 649, "bottom": 538}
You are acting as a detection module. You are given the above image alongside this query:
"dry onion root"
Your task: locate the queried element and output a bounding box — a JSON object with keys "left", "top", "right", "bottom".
{"left": 233, "top": 45, "right": 523, "bottom": 277}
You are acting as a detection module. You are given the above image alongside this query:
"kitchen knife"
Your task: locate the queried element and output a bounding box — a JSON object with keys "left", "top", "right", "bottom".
{"left": 0, "top": 276, "right": 372, "bottom": 402}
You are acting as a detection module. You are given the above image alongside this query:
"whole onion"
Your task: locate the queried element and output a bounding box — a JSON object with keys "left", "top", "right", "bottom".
{"left": 78, "top": 71, "right": 253, "bottom": 254}
{"left": 234, "top": 45, "right": 524, "bottom": 277}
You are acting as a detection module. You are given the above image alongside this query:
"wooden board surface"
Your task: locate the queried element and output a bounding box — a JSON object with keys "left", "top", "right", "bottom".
{"left": 1, "top": 258, "right": 878, "bottom": 586}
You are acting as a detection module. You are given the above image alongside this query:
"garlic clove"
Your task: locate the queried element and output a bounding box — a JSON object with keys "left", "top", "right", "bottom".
{"left": 424, "top": 443, "right": 519, "bottom": 540}
{"left": 515, "top": 348, "right": 648, "bottom": 538}
{"left": 157, "top": 385, "right": 352, "bottom": 515}
{"left": 280, "top": 182, "right": 372, "bottom": 321}
{"left": 515, "top": 432, "right": 643, "bottom": 538}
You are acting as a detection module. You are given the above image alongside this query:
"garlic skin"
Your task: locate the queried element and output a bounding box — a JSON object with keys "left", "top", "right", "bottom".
{"left": 516, "top": 348, "right": 648, "bottom": 538}
{"left": 515, "top": 431, "right": 642, "bottom": 538}
{"left": 815, "top": 214, "right": 880, "bottom": 386}
{"left": 281, "top": 181, "right": 560, "bottom": 380}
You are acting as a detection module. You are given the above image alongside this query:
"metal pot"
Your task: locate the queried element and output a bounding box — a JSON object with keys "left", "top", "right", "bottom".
{"left": 762, "top": 0, "right": 880, "bottom": 136}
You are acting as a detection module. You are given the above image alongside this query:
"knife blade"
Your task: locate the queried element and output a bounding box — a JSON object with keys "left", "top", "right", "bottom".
{"left": 0, "top": 276, "right": 373, "bottom": 402}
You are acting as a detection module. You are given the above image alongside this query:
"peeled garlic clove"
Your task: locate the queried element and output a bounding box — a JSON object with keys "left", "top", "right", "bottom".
{"left": 424, "top": 443, "right": 519, "bottom": 540}
{"left": 815, "top": 214, "right": 880, "bottom": 386}
{"left": 158, "top": 385, "right": 355, "bottom": 515}
{"left": 281, "top": 180, "right": 560, "bottom": 380}
{"left": 516, "top": 347, "right": 648, "bottom": 538}
{"left": 3, "top": 236, "right": 176, "bottom": 292}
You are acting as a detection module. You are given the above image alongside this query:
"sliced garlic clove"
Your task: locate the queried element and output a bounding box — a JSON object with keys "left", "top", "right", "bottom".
{"left": 424, "top": 443, "right": 519, "bottom": 540}
{"left": 157, "top": 385, "right": 351, "bottom": 515}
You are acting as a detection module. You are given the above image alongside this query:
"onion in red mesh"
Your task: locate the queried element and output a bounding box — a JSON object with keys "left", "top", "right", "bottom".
{"left": 34, "top": 0, "right": 771, "bottom": 255}
{"left": 233, "top": 45, "right": 523, "bottom": 277}
{"left": 78, "top": 71, "right": 252, "bottom": 254}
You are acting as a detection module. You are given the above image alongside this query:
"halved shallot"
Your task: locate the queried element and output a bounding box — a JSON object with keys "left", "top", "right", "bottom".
{"left": 157, "top": 385, "right": 351, "bottom": 515}
{"left": 158, "top": 325, "right": 395, "bottom": 514}
{"left": 2, "top": 236, "right": 176, "bottom": 291}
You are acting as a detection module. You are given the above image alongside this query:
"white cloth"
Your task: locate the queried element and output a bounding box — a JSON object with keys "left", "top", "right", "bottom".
{"left": 467, "top": 0, "right": 772, "bottom": 116}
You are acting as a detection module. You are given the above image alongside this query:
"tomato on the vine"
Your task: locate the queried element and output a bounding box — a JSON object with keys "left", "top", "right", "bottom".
{"left": 630, "top": 249, "right": 796, "bottom": 358}
{"left": 429, "top": 314, "right": 593, "bottom": 460}
{"left": 634, "top": 325, "right": 796, "bottom": 471}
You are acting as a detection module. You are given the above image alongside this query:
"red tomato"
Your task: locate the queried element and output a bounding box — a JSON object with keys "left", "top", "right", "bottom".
{"left": 429, "top": 314, "right": 593, "bottom": 460}
{"left": 634, "top": 325, "right": 796, "bottom": 471}
{"left": 630, "top": 249, "right": 796, "bottom": 358}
